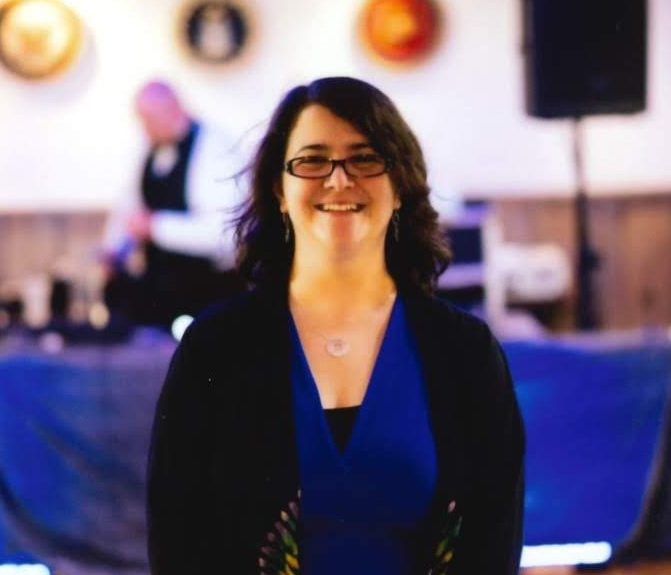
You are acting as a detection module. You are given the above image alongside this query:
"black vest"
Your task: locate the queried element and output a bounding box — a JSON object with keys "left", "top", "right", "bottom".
{"left": 141, "top": 121, "right": 212, "bottom": 277}
{"left": 139, "top": 123, "right": 221, "bottom": 323}
{"left": 142, "top": 122, "right": 198, "bottom": 212}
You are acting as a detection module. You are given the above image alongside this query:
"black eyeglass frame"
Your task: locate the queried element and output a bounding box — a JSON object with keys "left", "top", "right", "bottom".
{"left": 284, "top": 155, "right": 393, "bottom": 179}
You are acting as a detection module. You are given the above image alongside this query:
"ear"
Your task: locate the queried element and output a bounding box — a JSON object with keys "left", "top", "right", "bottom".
{"left": 273, "top": 181, "right": 287, "bottom": 212}
{"left": 394, "top": 196, "right": 402, "bottom": 210}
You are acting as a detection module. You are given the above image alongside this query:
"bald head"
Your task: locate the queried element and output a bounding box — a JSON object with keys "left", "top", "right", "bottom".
{"left": 135, "top": 81, "right": 192, "bottom": 145}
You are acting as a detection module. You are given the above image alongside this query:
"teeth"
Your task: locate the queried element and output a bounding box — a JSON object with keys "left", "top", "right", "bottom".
{"left": 318, "top": 203, "right": 360, "bottom": 212}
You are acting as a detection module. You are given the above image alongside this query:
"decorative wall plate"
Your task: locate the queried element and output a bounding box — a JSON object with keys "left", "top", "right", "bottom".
{"left": 178, "top": 0, "right": 248, "bottom": 64}
{"left": 0, "top": 0, "right": 83, "bottom": 79}
{"left": 359, "top": 0, "right": 443, "bottom": 65}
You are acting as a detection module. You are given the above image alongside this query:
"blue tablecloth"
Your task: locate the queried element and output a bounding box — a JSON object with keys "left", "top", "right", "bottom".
{"left": 1, "top": 330, "right": 670, "bottom": 572}
{"left": 0, "top": 331, "right": 175, "bottom": 574}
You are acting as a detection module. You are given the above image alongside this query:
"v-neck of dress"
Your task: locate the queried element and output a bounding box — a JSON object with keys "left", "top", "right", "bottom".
{"left": 288, "top": 296, "right": 438, "bottom": 574}
{"left": 289, "top": 296, "right": 402, "bottom": 464}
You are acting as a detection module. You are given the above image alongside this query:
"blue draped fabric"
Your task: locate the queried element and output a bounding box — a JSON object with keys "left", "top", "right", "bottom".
{"left": 0, "top": 332, "right": 175, "bottom": 573}
{"left": 508, "top": 337, "right": 671, "bottom": 545}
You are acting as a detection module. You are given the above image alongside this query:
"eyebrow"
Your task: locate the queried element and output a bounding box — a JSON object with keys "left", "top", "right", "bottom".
{"left": 292, "top": 142, "right": 374, "bottom": 156}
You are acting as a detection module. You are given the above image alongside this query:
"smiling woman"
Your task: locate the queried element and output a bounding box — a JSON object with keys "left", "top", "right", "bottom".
{"left": 147, "top": 77, "right": 525, "bottom": 575}
{"left": 235, "top": 76, "right": 451, "bottom": 295}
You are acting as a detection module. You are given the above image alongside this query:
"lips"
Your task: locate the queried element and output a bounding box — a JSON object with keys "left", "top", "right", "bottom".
{"left": 315, "top": 203, "right": 365, "bottom": 213}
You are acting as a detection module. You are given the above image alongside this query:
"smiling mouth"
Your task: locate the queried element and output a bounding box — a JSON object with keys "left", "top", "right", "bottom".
{"left": 315, "top": 203, "right": 365, "bottom": 213}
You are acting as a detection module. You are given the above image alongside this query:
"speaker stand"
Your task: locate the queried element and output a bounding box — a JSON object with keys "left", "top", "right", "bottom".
{"left": 572, "top": 117, "right": 599, "bottom": 330}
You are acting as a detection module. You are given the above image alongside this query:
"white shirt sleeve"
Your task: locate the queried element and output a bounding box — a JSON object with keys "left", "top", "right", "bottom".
{"left": 149, "top": 124, "right": 249, "bottom": 268}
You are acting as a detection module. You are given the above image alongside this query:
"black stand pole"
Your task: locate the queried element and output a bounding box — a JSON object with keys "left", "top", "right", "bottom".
{"left": 572, "top": 117, "right": 599, "bottom": 330}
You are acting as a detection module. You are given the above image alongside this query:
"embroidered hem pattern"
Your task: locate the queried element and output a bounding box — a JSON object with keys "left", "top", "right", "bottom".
{"left": 258, "top": 491, "right": 301, "bottom": 575}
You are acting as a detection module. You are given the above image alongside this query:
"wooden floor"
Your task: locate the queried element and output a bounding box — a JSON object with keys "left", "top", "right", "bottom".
{"left": 523, "top": 561, "right": 671, "bottom": 574}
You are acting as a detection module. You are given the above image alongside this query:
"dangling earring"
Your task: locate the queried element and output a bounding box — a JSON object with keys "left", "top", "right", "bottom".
{"left": 282, "top": 212, "right": 291, "bottom": 244}
{"left": 391, "top": 209, "right": 400, "bottom": 243}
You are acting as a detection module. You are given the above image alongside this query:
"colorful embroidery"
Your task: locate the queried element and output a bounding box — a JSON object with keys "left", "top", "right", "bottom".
{"left": 258, "top": 491, "right": 300, "bottom": 575}
{"left": 258, "top": 493, "right": 461, "bottom": 574}
{"left": 427, "top": 499, "right": 462, "bottom": 575}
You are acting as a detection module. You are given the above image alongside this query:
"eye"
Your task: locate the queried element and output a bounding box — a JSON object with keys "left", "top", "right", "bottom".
{"left": 295, "top": 155, "right": 329, "bottom": 166}
{"left": 348, "top": 153, "right": 384, "bottom": 166}
{"left": 347, "top": 153, "right": 387, "bottom": 176}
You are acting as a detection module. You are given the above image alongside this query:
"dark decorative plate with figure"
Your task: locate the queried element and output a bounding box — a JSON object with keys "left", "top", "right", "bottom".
{"left": 179, "top": 0, "right": 248, "bottom": 64}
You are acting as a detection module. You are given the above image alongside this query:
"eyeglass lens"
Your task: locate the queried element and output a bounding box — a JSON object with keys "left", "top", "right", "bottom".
{"left": 288, "top": 155, "right": 387, "bottom": 178}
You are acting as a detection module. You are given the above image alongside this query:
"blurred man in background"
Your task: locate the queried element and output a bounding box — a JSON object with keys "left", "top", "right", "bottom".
{"left": 101, "top": 80, "right": 244, "bottom": 329}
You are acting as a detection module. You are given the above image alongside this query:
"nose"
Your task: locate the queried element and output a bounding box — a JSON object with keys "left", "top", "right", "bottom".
{"left": 324, "top": 162, "right": 354, "bottom": 189}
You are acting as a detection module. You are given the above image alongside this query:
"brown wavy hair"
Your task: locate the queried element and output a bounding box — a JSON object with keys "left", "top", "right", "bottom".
{"left": 235, "top": 76, "right": 451, "bottom": 295}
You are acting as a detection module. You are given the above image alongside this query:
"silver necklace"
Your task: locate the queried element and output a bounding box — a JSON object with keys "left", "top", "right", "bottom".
{"left": 291, "top": 290, "right": 396, "bottom": 359}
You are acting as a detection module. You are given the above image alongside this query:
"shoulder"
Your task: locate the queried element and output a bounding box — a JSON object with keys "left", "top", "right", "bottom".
{"left": 427, "top": 295, "right": 488, "bottom": 331}
{"left": 434, "top": 297, "right": 508, "bottom": 379}
{"left": 182, "top": 289, "right": 272, "bottom": 345}
{"left": 180, "top": 287, "right": 286, "bottom": 356}
{"left": 405, "top": 293, "right": 512, "bottom": 400}
{"left": 405, "top": 292, "right": 496, "bottom": 351}
{"left": 160, "top": 290, "right": 276, "bottom": 393}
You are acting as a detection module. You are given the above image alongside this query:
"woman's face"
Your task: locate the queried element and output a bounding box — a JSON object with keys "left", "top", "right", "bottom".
{"left": 279, "top": 104, "right": 400, "bottom": 261}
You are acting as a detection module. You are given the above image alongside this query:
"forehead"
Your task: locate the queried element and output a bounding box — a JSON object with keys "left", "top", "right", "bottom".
{"left": 286, "top": 104, "right": 370, "bottom": 155}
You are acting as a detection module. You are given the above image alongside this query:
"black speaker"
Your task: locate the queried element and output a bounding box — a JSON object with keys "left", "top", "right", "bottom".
{"left": 522, "top": 0, "right": 647, "bottom": 118}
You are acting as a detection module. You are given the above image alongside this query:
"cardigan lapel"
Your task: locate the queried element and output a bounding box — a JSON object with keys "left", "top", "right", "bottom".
{"left": 243, "top": 288, "right": 300, "bottom": 500}
{"left": 404, "top": 293, "right": 468, "bottom": 546}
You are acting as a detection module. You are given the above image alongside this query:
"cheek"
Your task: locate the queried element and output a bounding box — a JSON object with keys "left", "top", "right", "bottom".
{"left": 282, "top": 179, "right": 317, "bottom": 211}
{"left": 380, "top": 177, "right": 400, "bottom": 209}
{"left": 385, "top": 188, "right": 401, "bottom": 211}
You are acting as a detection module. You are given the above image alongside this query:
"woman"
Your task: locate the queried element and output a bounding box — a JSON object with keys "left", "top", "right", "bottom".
{"left": 147, "top": 77, "right": 525, "bottom": 574}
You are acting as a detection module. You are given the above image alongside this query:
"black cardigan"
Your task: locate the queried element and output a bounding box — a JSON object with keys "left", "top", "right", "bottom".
{"left": 147, "top": 287, "right": 525, "bottom": 574}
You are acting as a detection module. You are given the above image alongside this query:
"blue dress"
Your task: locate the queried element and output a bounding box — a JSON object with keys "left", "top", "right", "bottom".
{"left": 290, "top": 297, "right": 438, "bottom": 574}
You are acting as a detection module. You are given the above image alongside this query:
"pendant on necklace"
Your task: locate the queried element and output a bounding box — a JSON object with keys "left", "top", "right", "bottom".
{"left": 325, "top": 337, "right": 350, "bottom": 357}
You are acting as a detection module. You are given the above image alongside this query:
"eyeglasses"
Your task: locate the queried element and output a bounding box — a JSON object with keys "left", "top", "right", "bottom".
{"left": 285, "top": 153, "right": 391, "bottom": 179}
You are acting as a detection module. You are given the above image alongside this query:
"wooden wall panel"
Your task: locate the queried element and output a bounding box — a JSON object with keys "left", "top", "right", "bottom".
{"left": 2, "top": 194, "right": 670, "bottom": 331}
{"left": 490, "top": 192, "right": 671, "bottom": 330}
{"left": 0, "top": 212, "right": 107, "bottom": 315}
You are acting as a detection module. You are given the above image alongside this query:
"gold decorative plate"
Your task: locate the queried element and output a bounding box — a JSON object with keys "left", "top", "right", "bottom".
{"left": 0, "top": 0, "right": 83, "bottom": 79}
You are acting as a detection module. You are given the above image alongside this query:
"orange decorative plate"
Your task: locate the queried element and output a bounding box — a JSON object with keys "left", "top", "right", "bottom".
{"left": 360, "top": 0, "right": 443, "bottom": 65}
